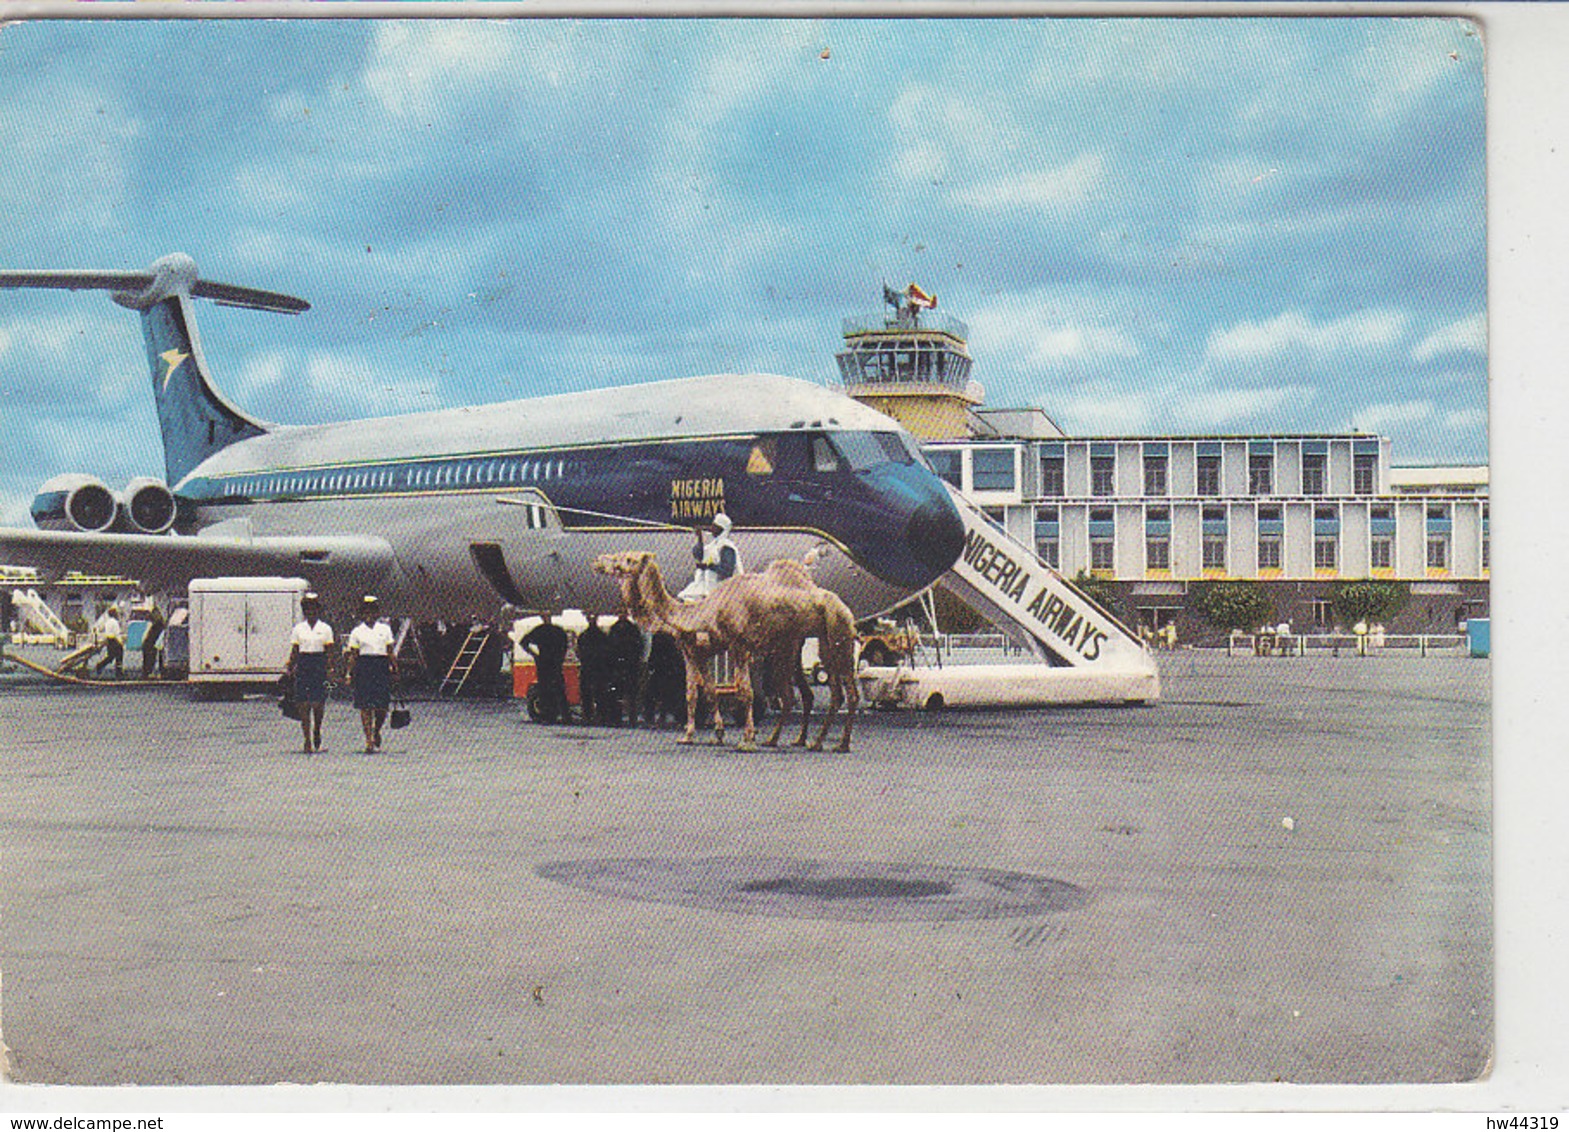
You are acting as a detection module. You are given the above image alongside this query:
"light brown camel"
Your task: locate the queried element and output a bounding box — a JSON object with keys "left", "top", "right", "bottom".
{"left": 592, "top": 551, "right": 859, "bottom": 752}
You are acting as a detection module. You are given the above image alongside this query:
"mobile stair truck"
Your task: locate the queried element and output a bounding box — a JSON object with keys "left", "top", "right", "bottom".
{"left": 857, "top": 486, "right": 1160, "bottom": 710}
{"left": 187, "top": 577, "right": 309, "bottom": 692}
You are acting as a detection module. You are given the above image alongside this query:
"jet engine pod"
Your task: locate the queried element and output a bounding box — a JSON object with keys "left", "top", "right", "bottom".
{"left": 31, "top": 473, "right": 119, "bottom": 533}
{"left": 122, "top": 477, "right": 177, "bottom": 534}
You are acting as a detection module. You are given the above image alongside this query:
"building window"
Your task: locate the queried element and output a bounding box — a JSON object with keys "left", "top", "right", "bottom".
{"left": 1091, "top": 456, "right": 1115, "bottom": 497}
{"left": 1040, "top": 456, "right": 1065, "bottom": 497}
{"left": 1146, "top": 536, "right": 1170, "bottom": 571}
{"left": 1314, "top": 536, "right": 1338, "bottom": 570}
{"left": 926, "top": 449, "right": 962, "bottom": 488}
{"left": 1037, "top": 539, "right": 1059, "bottom": 568}
{"left": 1427, "top": 536, "right": 1449, "bottom": 570}
{"left": 1482, "top": 536, "right": 1489, "bottom": 570}
{"left": 983, "top": 506, "right": 1007, "bottom": 529}
{"left": 1091, "top": 538, "right": 1115, "bottom": 571}
{"left": 1143, "top": 456, "right": 1167, "bottom": 497}
{"left": 1249, "top": 455, "right": 1273, "bottom": 496}
{"left": 1197, "top": 455, "right": 1221, "bottom": 496}
{"left": 1312, "top": 600, "right": 1334, "bottom": 630}
{"left": 1354, "top": 454, "right": 1378, "bottom": 495}
{"left": 1301, "top": 454, "right": 1326, "bottom": 496}
{"left": 1258, "top": 535, "right": 1282, "bottom": 570}
{"left": 1202, "top": 535, "right": 1226, "bottom": 571}
{"left": 972, "top": 448, "right": 1016, "bottom": 492}
{"left": 1371, "top": 536, "right": 1393, "bottom": 570}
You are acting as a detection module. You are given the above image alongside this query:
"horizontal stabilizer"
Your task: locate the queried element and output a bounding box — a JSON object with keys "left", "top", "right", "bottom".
{"left": 0, "top": 268, "right": 309, "bottom": 314}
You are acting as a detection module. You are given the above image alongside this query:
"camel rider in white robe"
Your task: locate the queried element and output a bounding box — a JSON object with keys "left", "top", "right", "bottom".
{"left": 679, "top": 512, "right": 744, "bottom": 601}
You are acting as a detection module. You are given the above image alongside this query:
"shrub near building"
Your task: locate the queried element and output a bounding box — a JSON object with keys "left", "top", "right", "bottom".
{"left": 1330, "top": 580, "right": 1411, "bottom": 629}
{"left": 1193, "top": 581, "right": 1276, "bottom": 638}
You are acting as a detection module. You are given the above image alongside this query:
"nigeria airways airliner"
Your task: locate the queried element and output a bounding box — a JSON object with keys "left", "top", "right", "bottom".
{"left": 0, "top": 254, "right": 966, "bottom": 622}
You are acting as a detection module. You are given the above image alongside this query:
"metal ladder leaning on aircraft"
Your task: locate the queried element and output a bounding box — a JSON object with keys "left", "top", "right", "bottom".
{"left": 440, "top": 626, "right": 493, "bottom": 697}
{"left": 934, "top": 484, "right": 1158, "bottom": 677}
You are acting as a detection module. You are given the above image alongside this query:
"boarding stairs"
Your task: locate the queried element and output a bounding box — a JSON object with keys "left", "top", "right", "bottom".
{"left": 440, "top": 624, "right": 492, "bottom": 697}
{"left": 934, "top": 485, "right": 1157, "bottom": 677}
{"left": 10, "top": 588, "right": 72, "bottom": 647}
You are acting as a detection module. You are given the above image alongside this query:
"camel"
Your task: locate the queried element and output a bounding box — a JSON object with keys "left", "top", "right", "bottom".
{"left": 592, "top": 551, "right": 859, "bottom": 752}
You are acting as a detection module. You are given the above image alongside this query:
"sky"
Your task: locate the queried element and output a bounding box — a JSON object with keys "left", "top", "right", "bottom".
{"left": 0, "top": 16, "right": 1487, "bottom": 525}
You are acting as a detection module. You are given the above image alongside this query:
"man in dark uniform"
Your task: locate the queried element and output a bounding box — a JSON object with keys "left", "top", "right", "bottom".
{"left": 606, "top": 613, "right": 646, "bottom": 726}
{"left": 521, "top": 611, "right": 572, "bottom": 723}
{"left": 643, "top": 630, "right": 687, "bottom": 727}
{"left": 140, "top": 602, "right": 166, "bottom": 679}
{"left": 575, "top": 618, "right": 610, "bottom": 725}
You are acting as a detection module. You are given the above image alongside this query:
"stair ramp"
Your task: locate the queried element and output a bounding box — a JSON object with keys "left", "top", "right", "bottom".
{"left": 924, "top": 485, "right": 1160, "bottom": 700}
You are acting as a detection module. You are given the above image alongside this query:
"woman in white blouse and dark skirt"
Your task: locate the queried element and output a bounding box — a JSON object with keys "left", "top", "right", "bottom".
{"left": 346, "top": 595, "right": 397, "bottom": 753}
{"left": 284, "top": 592, "right": 335, "bottom": 753}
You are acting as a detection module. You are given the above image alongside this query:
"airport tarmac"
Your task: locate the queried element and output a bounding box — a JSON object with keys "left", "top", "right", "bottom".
{"left": 0, "top": 651, "right": 1490, "bottom": 1087}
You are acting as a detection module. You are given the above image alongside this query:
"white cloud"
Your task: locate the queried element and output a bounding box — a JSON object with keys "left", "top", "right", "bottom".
{"left": 0, "top": 311, "right": 142, "bottom": 404}
{"left": 1182, "top": 386, "right": 1305, "bottom": 427}
{"left": 0, "top": 488, "right": 33, "bottom": 528}
{"left": 1441, "top": 406, "right": 1487, "bottom": 432}
{"left": 303, "top": 352, "right": 442, "bottom": 419}
{"left": 362, "top": 23, "right": 527, "bottom": 118}
{"left": 232, "top": 350, "right": 295, "bottom": 398}
{"left": 1348, "top": 400, "right": 1435, "bottom": 434}
{"left": 952, "top": 153, "right": 1105, "bottom": 211}
{"left": 967, "top": 288, "right": 1144, "bottom": 372}
{"left": 1027, "top": 326, "right": 1140, "bottom": 365}
{"left": 0, "top": 78, "right": 142, "bottom": 237}
{"left": 1412, "top": 313, "right": 1486, "bottom": 362}
{"left": 1055, "top": 390, "right": 1154, "bottom": 434}
{"left": 1206, "top": 309, "right": 1408, "bottom": 362}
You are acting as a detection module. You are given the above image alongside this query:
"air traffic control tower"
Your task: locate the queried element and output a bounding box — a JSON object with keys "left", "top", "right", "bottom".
{"left": 835, "top": 284, "right": 981, "bottom": 441}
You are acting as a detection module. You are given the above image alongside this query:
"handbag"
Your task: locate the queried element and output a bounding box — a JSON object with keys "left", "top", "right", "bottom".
{"left": 278, "top": 671, "right": 300, "bottom": 720}
{"left": 389, "top": 698, "right": 411, "bottom": 730}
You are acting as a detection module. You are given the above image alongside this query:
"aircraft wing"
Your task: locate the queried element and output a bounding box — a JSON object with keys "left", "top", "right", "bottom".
{"left": 0, "top": 527, "right": 395, "bottom": 597}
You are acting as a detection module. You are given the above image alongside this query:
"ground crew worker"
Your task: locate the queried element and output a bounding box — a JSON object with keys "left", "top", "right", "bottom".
{"left": 678, "top": 512, "right": 743, "bottom": 601}
{"left": 521, "top": 611, "right": 571, "bottom": 723}
{"left": 140, "top": 602, "right": 166, "bottom": 678}
{"left": 576, "top": 617, "right": 610, "bottom": 725}
{"left": 93, "top": 606, "right": 125, "bottom": 678}
{"left": 643, "top": 631, "right": 687, "bottom": 726}
{"left": 606, "top": 614, "right": 646, "bottom": 725}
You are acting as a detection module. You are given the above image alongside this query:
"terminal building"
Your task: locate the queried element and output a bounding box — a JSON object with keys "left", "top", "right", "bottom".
{"left": 838, "top": 287, "right": 1489, "bottom": 643}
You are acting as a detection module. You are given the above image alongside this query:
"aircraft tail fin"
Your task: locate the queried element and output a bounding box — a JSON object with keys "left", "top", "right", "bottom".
{"left": 0, "top": 253, "right": 308, "bottom": 484}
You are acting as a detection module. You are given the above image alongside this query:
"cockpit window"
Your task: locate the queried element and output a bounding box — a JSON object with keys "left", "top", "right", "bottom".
{"left": 876, "top": 432, "right": 918, "bottom": 466}
{"left": 826, "top": 430, "right": 895, "bottom": 472}
{"left": 812, "top": 436, "right": 840, "bottom": 472}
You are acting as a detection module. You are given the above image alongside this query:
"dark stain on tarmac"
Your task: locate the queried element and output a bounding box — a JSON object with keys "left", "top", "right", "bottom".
{"left": 537, "top": 855, "right": 1090, "bottom": 922}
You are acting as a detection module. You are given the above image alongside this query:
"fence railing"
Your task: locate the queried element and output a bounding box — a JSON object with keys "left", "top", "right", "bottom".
{"left": 1223, "top": 632, "right": 1467, "bottom": 657}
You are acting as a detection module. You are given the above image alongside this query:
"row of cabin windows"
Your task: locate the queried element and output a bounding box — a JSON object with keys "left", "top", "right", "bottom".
{"left": 1037, "top": 451, "right": 1381, "bottom": 498}
{"left": 220, "top": 455, "right": 580, "bottom": 499}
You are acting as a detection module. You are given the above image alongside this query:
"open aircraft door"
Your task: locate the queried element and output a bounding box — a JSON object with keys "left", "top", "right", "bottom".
{"left": 470, "top": 491, "right": 573, "bottom": 610}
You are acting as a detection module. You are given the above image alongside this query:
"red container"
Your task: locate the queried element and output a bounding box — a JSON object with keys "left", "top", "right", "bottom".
{"left": 512, "top": 660, "right": 581, "bottom": 705}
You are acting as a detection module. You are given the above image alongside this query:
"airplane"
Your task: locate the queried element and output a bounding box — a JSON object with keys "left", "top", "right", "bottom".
{"left": 0, "top": 253, "right": 967, "bottom": 625}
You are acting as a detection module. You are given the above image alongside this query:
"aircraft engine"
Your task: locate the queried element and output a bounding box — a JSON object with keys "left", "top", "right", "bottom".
{"left": 122, "top": 477, "right": 177, "bottom": 534}
{"left": 30, "top": 473, "right": 119, "bottom": 533}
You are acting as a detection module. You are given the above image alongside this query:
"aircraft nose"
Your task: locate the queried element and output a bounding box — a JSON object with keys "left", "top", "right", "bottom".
{"left": 904, "top": 492, "right": 966, "bottom": 581}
